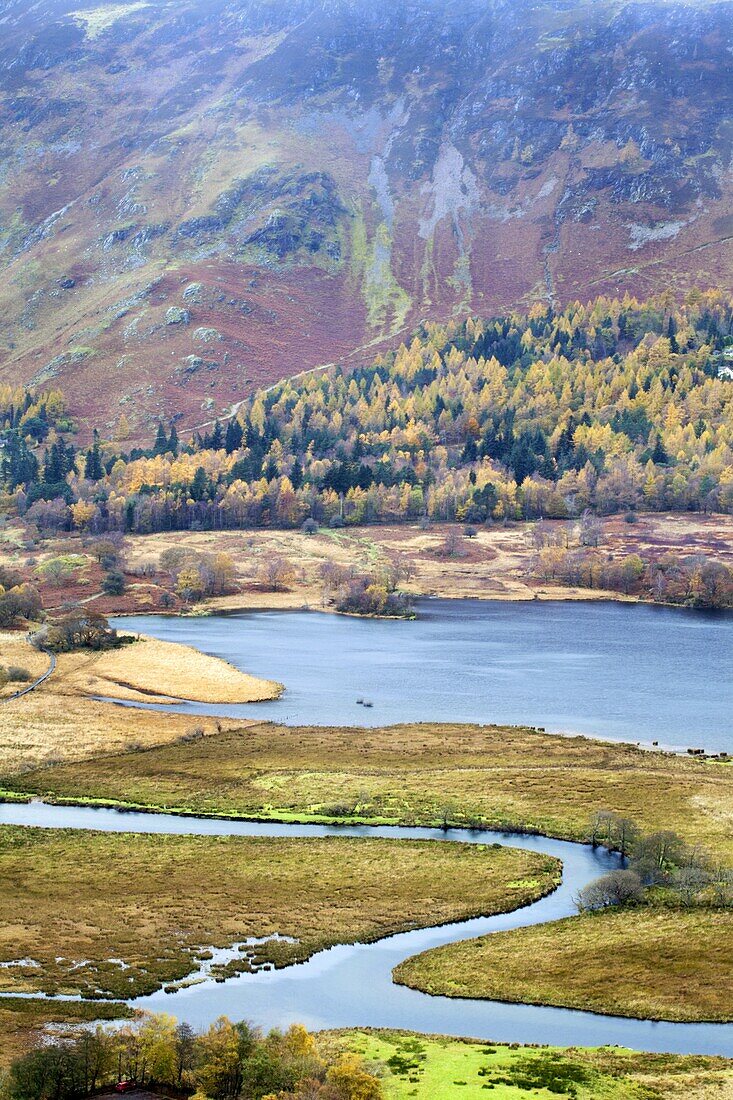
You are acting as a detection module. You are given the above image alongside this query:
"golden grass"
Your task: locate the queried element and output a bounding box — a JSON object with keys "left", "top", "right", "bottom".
{"left": 0, "top": 826, "right": 559, "bottom": 999}
{"left": 55, "top": 633, "right": 282, "bottom": 704}
{"left": 394, "top": 906, "right": 733, "bottom": 1023}
{"left": 0, "top": 633, "right": 48, "bottom": 698}
{"left": 0, "top": 632, "right": 273, "bottom": 774}
{"left": 13, "top": 723, "right": 733, "bottom": 860}
{"left": 0, "top": 690, "right": 244, "bottom": 776}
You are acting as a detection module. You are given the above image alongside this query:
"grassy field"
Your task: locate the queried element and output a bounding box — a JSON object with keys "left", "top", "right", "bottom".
{"left": 0, "top": 685, "right": 246, "bottom": 775}
{"left": 150, "top": 512, "right": 733, "bottom": 612}
{"left": 394, "top": 906, "right": 733, "bottom": 1022}
{"left": 0, "top": 633, "right": 48, "bottom": 699}
{"left": 10, "top": 722, "right": 732, "bottom": 859}
{"left": 3, "top": 1021, "right": 732, "bottom": 1095}
{"left": 0, "top": 825, "right": 559, "bottom": 999}
{"left": 0, "top": 998, "right": 132, "bottom": 1068}
{"left": 329, "top": 1031, "right": 733, "bottom": 1099}
{"left": 3, "top": 514, "right": 732, "bottom": 619}
{"left": 54, "top": 633, "right": 282, "bottom": 704}
{"left": 0, "top": 632, "right": 279, "bottom": 773}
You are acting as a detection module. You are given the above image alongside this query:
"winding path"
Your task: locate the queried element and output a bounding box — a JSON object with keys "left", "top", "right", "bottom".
{"left": 1, "top": 650, "right": 56, "bottom": 702}
{"left": 0, "top": 800, "right": 731, "bottom": 1056}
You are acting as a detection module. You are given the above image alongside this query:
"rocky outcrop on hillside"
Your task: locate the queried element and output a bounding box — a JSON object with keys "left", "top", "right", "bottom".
{"left": 0, "top": 0, "right": 731, "bottom": 434}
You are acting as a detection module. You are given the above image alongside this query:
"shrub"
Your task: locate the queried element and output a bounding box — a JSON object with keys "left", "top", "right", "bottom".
{"left": 576, "top": 869, "right": 644, "bottom": 911}
{"left": 6, "top": 666, "right": 32, "bottom": 682}
{"left": 101, "top": 570, "right": 126, "bottom": 595}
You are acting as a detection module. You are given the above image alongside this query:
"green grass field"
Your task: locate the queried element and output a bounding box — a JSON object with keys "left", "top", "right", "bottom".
{"left": 330, "top": 1031, "right": 733, "bottom": 1099}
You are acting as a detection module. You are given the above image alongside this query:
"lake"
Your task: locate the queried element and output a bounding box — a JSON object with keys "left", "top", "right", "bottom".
{"left": 113, "top": 599, "right": 733, "bottom": 753}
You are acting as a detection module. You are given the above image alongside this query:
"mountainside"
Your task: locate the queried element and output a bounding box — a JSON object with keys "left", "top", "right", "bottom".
{"left": 0, "top": 0, "right": 732, "bottom": 437}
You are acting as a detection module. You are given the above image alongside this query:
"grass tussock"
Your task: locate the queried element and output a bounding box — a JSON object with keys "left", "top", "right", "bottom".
{"left": 393, "top": 905, "right": 733, "bottom": 1022}
{"left": 0, "top": 826, "right": 559, "bottom": 999}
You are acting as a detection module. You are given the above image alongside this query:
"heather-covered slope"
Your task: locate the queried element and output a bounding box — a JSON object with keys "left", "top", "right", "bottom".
{"left": 0, "top": 0, "right": 731, "bottom": 435}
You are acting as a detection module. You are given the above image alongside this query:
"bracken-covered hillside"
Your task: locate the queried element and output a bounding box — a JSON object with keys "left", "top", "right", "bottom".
{"left": 0, "top": 0, "right": 731, "bottom": 435}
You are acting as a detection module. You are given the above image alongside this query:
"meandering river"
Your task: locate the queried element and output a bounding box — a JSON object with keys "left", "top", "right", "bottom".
{"left": 113, "top": 599, "right": 733, "bottom": 752}
{"left": 0, "top": 801, "right": 731, "bottom": 1055}
{"left": 3, "top": 600, "right": 731, "bottom": 1054}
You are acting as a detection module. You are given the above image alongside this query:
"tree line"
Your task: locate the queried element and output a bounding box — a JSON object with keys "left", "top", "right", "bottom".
{"left": 529, "top": 515, "right": 733, "bottom": 607}
{"left": 3, "top": 1015, "right": 383, "bottom": 1100}
{"left": 2, "top": 290, "right": 733, "bottom": 535}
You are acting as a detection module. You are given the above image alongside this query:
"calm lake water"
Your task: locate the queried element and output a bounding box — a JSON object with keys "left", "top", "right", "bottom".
{"left": 5, "top": 599, "right": 732, "bottom": 1052}
{"left": 113, "top": 599, "right": 733, "bottom": 752}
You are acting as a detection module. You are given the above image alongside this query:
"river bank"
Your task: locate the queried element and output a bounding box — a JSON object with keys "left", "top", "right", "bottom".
{"left": 0, "top": 803, "right": 730, "bottom": 1056}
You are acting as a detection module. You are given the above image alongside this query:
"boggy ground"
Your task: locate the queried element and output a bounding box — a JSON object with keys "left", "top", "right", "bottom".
{"left": 10, "top": 722, "right": 733, "bottom": 861}
{"left": 329, "top": 1030, "right": 733, "bottom": 1100}
{"left": 0, "top": 825, "right": 558, "bottom": 999}
{"left": 0, "top": 998, "right": 132, "bottom": 1068}
{"left": 11, "top": 723, "right": 731, "bottom": 1029}
{"left": 394, "top": 905, "right": 733, "bottom": 1023}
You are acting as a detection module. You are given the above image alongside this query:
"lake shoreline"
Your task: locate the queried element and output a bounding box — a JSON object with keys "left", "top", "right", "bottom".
{"left": 110, "top": 600, "right": 733, "bottom": 755}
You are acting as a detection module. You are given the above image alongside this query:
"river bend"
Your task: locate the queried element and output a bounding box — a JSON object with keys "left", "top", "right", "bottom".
{"left": 0, "top": 801, "right": 731, "bottom": 1056}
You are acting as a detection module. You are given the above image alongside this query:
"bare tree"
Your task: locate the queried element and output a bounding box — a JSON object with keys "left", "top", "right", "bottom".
{"left": 672, "top": 866, "right": 711, "bottom": 906}
{"left": 260, "top": 555, "right": 294, "bottom": 592}
{"left": 608, "top": 815, "right": 639, "bottom": 859}
{"left": 587, "top": 809, "right": 614, "bottom": 848}
{"left": 440, "top": 529, "right": 462, "bottom": 558}
{"left": 383, "top": 552, "right": 415, "bottom": 591}
{"left": 576, "top": 869, "right": 644, "bottom": 911}
{"left": 578, "top": 509, "right": 603, "bottom": 547}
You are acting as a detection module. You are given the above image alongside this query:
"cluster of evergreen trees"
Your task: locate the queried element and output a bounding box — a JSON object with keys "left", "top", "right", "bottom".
{"left": 2, "top": 291, "right": 733, "bottom": 534}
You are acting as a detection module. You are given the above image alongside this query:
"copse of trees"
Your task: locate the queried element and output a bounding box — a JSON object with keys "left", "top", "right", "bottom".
{"left": 157, "top": 547, "right": 237, "bottom": 603}
{"left": 530, "top": 517, "right": 733, "bottom": 607}
{"left": 3, "top": 291, "right": 733, "bottom": 535}
{"left": 578, "top": 813, "right": 733, "bottom": 912}
{"left": 30, "top": 612, "right": 120, "bottom": 653}
{"left": 3, "top": 1014, "right": 383, "bottom": 1100}
{"left": 335, "top": 574, "right": 413, "bottom": 618}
